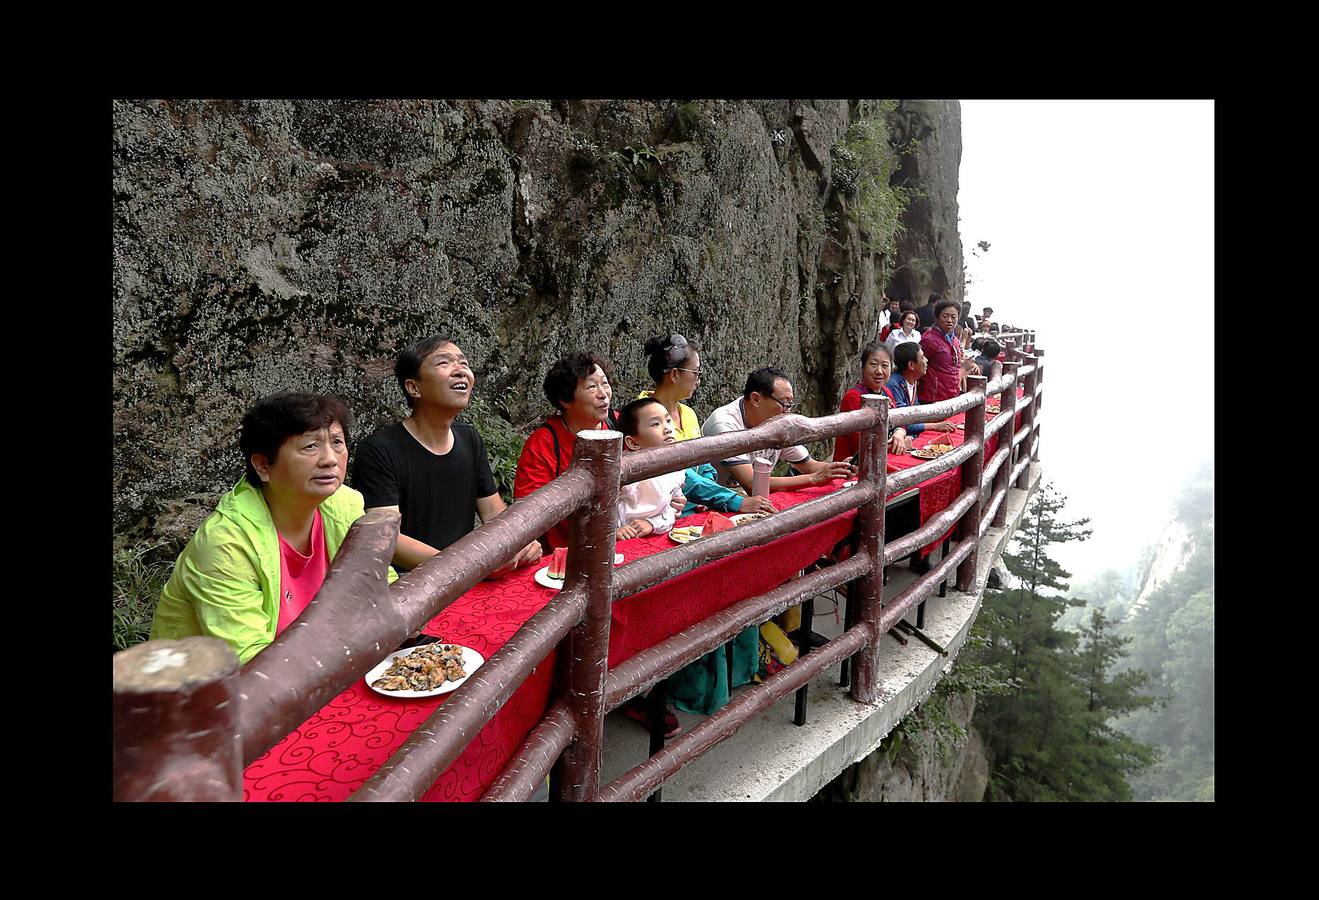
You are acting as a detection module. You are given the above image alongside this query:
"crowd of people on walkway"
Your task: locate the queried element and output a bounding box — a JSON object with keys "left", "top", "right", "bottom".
{"left": 148, "top": 293, "right": 1015, "bottom": 734}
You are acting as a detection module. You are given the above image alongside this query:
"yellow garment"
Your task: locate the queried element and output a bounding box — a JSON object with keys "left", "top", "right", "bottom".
{"left": 637, "top": 390, "right": 701, "bottom": 442}
{"left": 759, "top": 621, "right": 799, "bottom": 665}
{"left": 778, "top": 604, "right": 802, "bottom": 634}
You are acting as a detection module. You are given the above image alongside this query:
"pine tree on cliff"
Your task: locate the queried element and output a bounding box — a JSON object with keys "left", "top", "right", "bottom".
{"left": 971, "top": 483, "right": 1156, "bottom": 800}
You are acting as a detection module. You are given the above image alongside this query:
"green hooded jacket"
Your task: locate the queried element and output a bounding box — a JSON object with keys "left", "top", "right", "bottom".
{"left": 150, "top": 477, "right": 398, "bottom": 663}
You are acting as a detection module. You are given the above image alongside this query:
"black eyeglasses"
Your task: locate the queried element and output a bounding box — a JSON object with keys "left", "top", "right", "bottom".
{"left": 770, "top": 395, "right": 796, "bottom": 411}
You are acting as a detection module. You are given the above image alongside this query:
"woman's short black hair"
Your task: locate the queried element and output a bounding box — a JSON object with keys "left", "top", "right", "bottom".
{"left": 643, "top": 333, "right": 701, "bottom": 383}
{"left": 861, "top": 339, "right": 892, "bottom": 368}
{"left": 934, "top": 298, "right": 960, "bottom": 319}
{"left": 618, "top": 397, "right": 665, "bottom": 439}
{"left": 394, "top": 334, "right": 455, "bottom": 409}
{"left": 238, "top": 392, "right": 353, "bottom": 487}
{"left": 893, "top": 341, "right": 922, "bottom": 375}
{"left": 980, "top": 338, "right": 1002, "bottom": 358}
{"left": 543, "top": 352, "right": 614, "bottom": 411}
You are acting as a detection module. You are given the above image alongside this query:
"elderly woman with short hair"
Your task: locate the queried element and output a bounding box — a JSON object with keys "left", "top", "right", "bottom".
{"left": 150, "top": 392, "right": 397, "bottom": 664}
{"left": 514, "top": 351, "right": 618, "bottom": 549}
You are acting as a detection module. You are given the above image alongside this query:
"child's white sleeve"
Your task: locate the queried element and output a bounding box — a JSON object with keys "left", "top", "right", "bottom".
{"left": 646, "top": 506, "right": 676, "bottom": 535}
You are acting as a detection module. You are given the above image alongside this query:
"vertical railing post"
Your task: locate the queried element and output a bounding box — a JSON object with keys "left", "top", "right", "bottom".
{"left": 1014, "top": 353, "right": 1038, "bottom": 489}
{"left": 551, "top": 429, "right": 623, "bottom": 802}
{"left": 113, "top": 636, "right": 243, "bottom": 801}
{"left": 956, "top": 375, "right": 987, "bottom": 592}
{"left": 993, "top": 361, "right": 1020, "bottom": 528}
{"left": 849, "top": 393, "right": 889, "bottom": 704}
{"left": 1031, "top": 349, "right": 1044, "bottom": 462}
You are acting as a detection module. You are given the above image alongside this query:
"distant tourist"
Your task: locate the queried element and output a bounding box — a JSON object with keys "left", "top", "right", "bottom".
{"left": 960, "top": 301, "right": 977, "bottom": 332}
{"left": 515, "top": 351, "right": 619, "bottom": 549}
{"left": 150, "top": 392, "right": 398, "bottom": 663}
{"left": 833, "top": 340, "right": 912, "bottom": 461}
{"left": 876, "top": 294, "right": 898, "bottom": 330}
{"left": 973, "top": 337, "right": 1002, "bottom": 381}
{"left": 916, "top": 292, "right": 941, "bottom": 330}
{"left": 352, "top": 336, "right": 541, "bottom": 576}
{"left": 701, "top": 367, "right": 854, "bottom": 491}
{"left": 885, "top": 310, "right": 922, "bottom": 354}
{"left": 919, "top": 298, "right": 968, "bottom": 402}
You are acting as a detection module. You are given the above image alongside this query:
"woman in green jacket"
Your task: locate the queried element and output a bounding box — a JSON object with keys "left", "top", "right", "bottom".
{"left": 150, "top": 392, "right": 396, "bottom": 664}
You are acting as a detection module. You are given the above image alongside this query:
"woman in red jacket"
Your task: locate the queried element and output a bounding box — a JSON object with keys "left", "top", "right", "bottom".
{"left": 514, "top": 351, "right": 616, "bottom": 549}
{"left": 833, "top": 340, "right": 911, "bottom": 462}
{"left": 918, "top": 298, "right": 967, "bottom": 403}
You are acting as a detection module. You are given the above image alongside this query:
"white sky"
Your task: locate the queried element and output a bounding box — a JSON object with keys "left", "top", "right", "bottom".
{"left": 957, "top": 100, "right": 1214, "bottom": 584}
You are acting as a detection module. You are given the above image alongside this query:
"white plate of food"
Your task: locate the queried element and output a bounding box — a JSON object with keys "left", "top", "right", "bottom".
{"left": 669, "top": 525, "right": 704, "bottom": 544}
{"left": 365, "top": 642, "right": 484, "bottom": 699}
{"left": 729, "top": 512, "right": 773, "bottom": 526}
{"left": 910, "top": 444, "right": 955, "bottom": 460}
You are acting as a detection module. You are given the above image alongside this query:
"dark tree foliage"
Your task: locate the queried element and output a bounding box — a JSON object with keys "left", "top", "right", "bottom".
{"left": 969, "top": 483, "right": 1158, "bottom": 801}
{"left": 1116, "top": 463, "right": 1214, "bottom": 801}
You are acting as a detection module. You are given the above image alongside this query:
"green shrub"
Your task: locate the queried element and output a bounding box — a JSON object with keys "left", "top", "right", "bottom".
{"left": 831, "top": 104, "right": 913, "bottom": 264}
{"left": 461, "top": 391, "right": 527, "bottom": 504}
{"left": 113, "top": 543, "right": 175, "bottom": 653}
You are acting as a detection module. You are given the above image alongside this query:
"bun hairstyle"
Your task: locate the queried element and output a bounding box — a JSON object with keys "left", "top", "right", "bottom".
{"left": 644, "top": 333, "right": 701, "bottom": 384}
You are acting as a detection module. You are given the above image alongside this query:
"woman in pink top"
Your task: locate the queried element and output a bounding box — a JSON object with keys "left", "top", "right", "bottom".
{"left": 151, "top": 393, "right": 396, "bottom": 663}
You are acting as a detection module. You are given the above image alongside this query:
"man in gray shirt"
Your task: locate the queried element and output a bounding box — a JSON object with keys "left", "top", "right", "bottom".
{"left": 701, "top": 366, "right": 854, "bottom": 492}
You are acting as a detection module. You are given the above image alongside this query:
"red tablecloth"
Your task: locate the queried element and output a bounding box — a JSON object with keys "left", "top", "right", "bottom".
{"left": 242, "top": 572, "right": 559, "bottom": 802}
{"left": 607, "top": 483, "right": 856, "bottom": 665}
{"left": 242, "top": 486, "right": 854, "bottom": 802}
{"left": 242, "top": 404, "right": 1019, "bottom": 801}
{"left": 885, "top": 388, "right": 1024, "bottom": 555}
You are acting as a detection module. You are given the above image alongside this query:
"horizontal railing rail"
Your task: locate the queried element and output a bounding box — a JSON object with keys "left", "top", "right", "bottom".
{"left": 113, "top": 334, "right": 1043, "bottom": 803}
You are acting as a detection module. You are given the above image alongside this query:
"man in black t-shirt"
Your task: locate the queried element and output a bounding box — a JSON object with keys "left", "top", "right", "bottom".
{"left": 352, "top": 336, "right": 542, "bottom": 576}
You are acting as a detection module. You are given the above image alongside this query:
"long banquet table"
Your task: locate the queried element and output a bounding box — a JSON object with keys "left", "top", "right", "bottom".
{"left": 887, "top": 387, "right": 1024, "bottom": 556}
{"left": 243, "top": 395, "right": 1022, "bottom": 801}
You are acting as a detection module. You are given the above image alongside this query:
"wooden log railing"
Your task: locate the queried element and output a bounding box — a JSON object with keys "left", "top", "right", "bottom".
{"left": 113, "top": 340, "right": 1044, "bottom": 802}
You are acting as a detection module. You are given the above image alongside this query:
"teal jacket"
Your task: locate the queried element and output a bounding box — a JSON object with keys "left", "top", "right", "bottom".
{"left": 150, "top": 478, "right": 397, "bottom": 663}
{"left": 681, "top": 463, "right": 745, "bottom": 516}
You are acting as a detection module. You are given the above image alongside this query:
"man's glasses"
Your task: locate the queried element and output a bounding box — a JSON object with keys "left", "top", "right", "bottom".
{"left": 770, "top": 395, "right": 796, "bottom": 412}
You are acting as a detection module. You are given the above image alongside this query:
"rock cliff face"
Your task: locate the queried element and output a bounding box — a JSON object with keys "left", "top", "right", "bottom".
{"left": 112, "top": 99, "right": 962, "bottom": 547}
{"left": 814, "top": 690, "right": 989, "bottom": 802}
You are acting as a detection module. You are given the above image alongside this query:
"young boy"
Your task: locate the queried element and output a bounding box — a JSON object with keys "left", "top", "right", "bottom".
{"left": 616, "top": 398, "right": 688, "bottom": 540}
